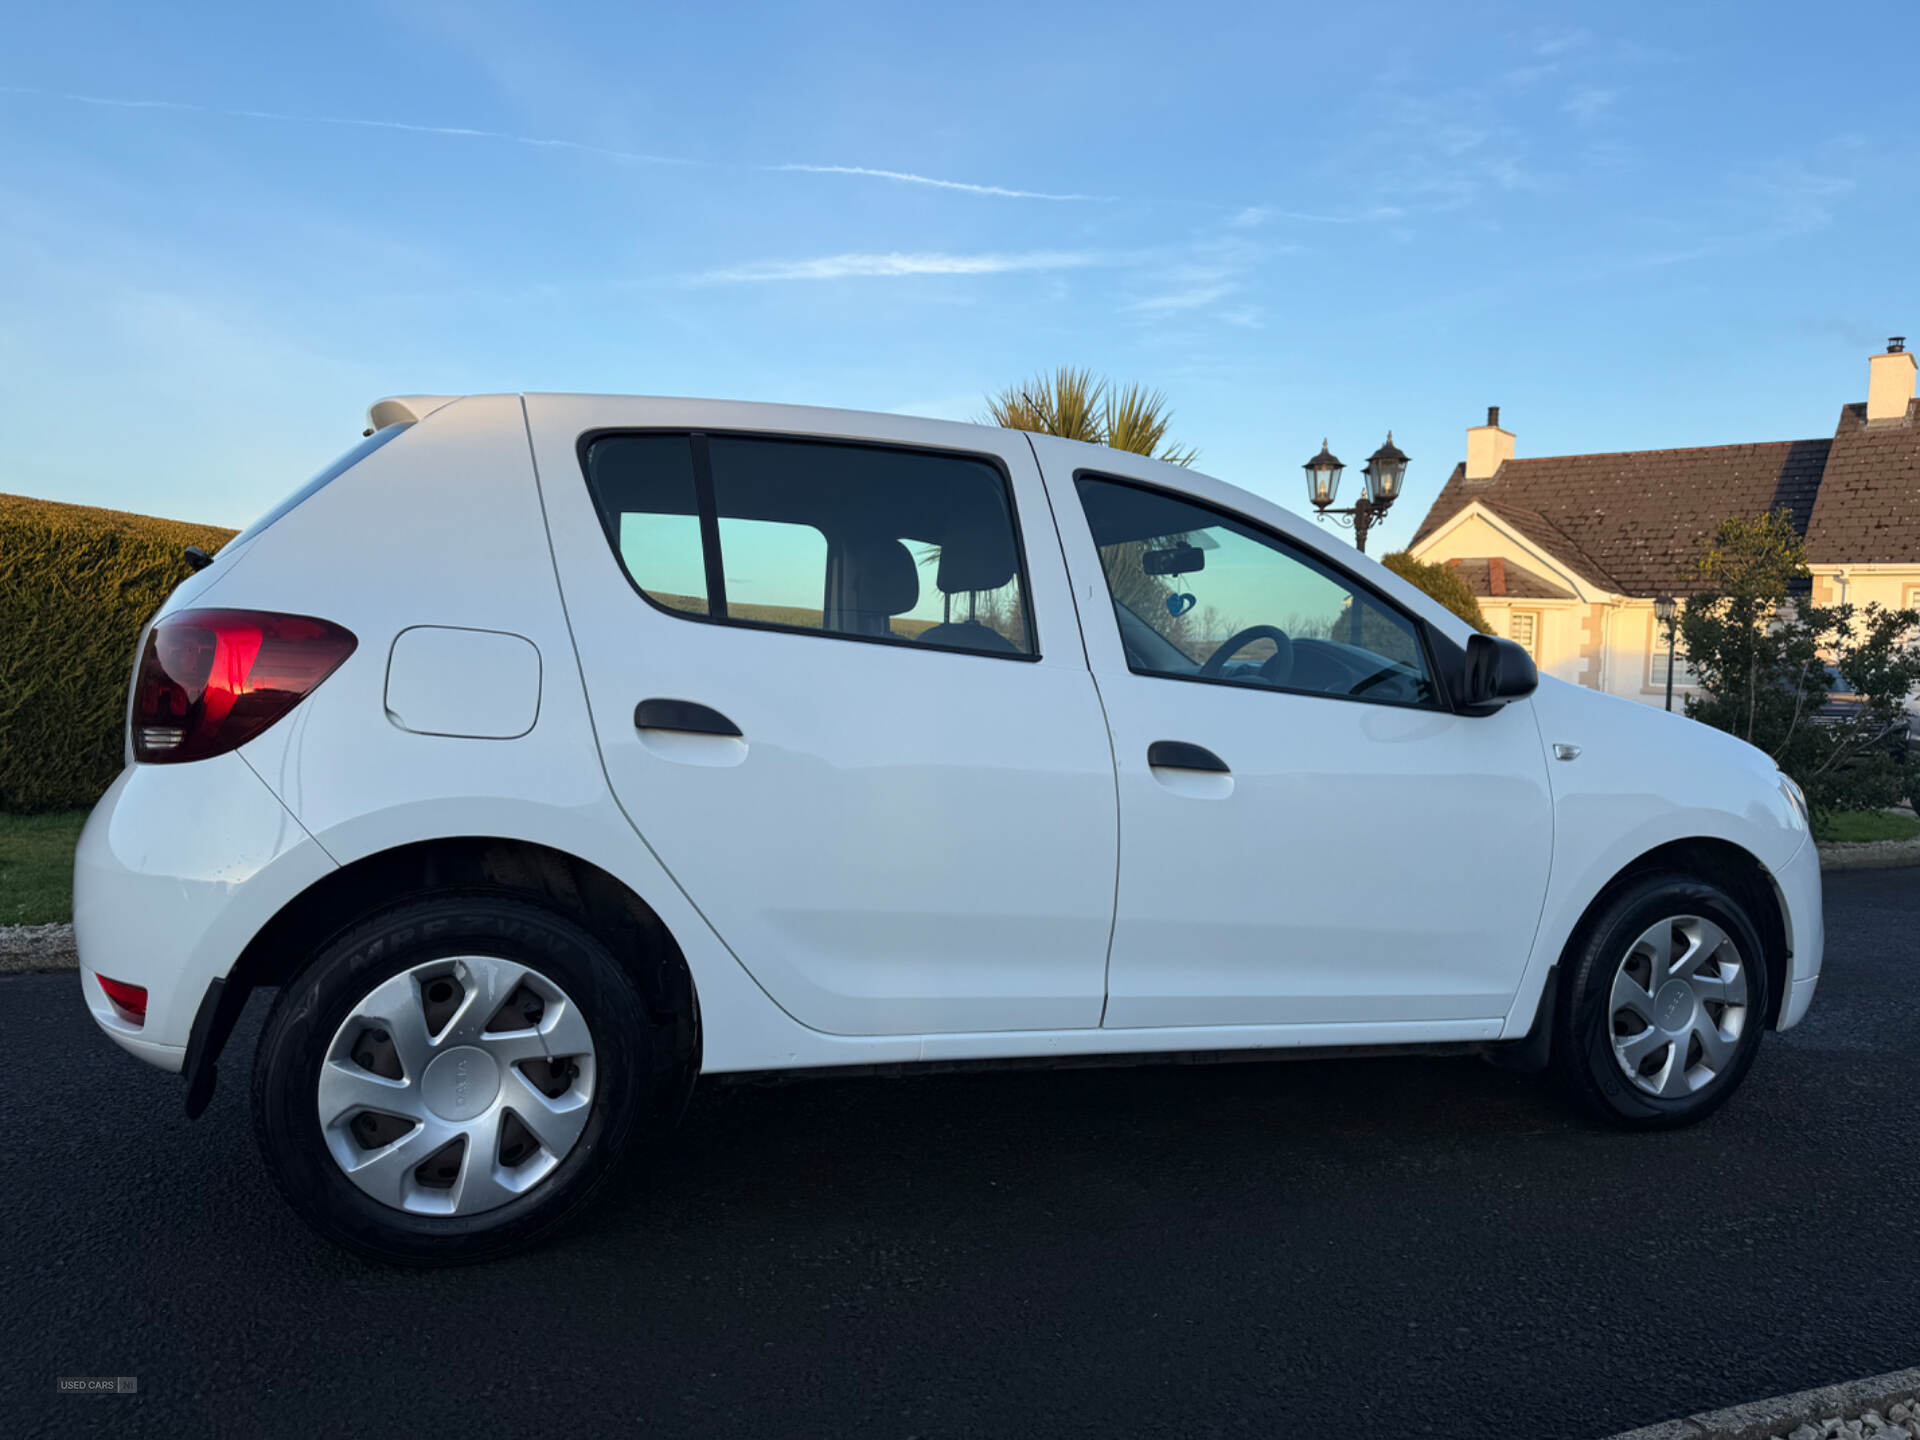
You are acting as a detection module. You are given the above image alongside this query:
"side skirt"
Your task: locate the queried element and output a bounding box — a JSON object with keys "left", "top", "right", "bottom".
{"left": 718, "top": 1038, "right": 1507, "bottom": 1088}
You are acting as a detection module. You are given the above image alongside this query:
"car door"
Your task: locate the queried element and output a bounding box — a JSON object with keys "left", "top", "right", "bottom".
{"left": 1036, "top": 442, "right": 1554, "bottom": 1034}
{"left": 529, "top": 397, "right": 1119, "bottom": 1037}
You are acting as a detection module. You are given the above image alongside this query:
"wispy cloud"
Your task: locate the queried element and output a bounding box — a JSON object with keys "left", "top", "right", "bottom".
{"left": 773, "top": 164, "right": 1105, "bottom": 201}
{"left": 1502, "top": 62, "right": 1561, "bottom": 87}
{"left": 1328, "top": 91, "right": 1542, "bottom": 212}
{"left": 1741, "top": 158, "right": 1856, "bottom": 234}
{"left": 1122, "top": 225, "right": 1300, "bottom": 327}
{"left": 1562, "top": 87, "right": 1618, "bottom": 126}
{"left": 1229, "top": 203, "right": 1403, "bottom": 227}
{"left": 1128, "top": 279, "right": 1234, "bottom": 314}
{"left": 690, "top": 250, "right": 1103, "bottom": 284}
{"left": 1534, "top": 28, "right": 1592, "bottom": 58}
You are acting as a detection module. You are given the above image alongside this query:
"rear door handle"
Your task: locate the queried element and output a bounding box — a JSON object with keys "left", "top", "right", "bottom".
{"left": 1148, "top": 740, "right": 1229, "bottom": 773}
{"left": 635, "top": 699, "right": 742, "bottom": 737}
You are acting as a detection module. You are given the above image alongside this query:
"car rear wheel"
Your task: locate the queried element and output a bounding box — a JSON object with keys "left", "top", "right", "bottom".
{"left": 1553, "top": 871, "right": 1770, "bottom": 1129}
{"left": 252, "top": 895, "right": 659, "bottom": 1264}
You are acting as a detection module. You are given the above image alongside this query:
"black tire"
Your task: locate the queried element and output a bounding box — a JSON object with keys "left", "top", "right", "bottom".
{"left": 252, "top": 894, "right": 666, "bottom": 1265}
{"left": 1552, "top": 871, "right": 1770, "bottom": 1130}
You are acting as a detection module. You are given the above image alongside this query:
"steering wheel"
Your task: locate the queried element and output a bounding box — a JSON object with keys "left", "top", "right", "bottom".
{"left": 1198, "top": 625, "right": 1293, "bottom": 685}
{"left": 1350, "top": 663, "right": 1407, "bottom": 698}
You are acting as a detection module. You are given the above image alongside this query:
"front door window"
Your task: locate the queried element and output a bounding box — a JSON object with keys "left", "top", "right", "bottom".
{"left": 1074, "top": 475, "right": 1437, "bottom": 709}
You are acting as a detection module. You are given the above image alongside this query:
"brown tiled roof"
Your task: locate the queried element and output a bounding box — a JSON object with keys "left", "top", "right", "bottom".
{"left": 1443, "top": 556, "right": 1576, "bottom": 600}
{"left": 1804, "top": 399, "right": 1920, "bottom": 563}
{"left": 1410, "top": 438, "right": 1832, "bottom": 597}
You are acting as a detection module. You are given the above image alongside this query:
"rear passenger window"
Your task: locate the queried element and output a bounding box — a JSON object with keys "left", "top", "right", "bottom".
{"left": 584, "top": 433, "right": 1034, "bottom": 657}
{"left": 714, "top": 517, "right": 830, "bottom": 629}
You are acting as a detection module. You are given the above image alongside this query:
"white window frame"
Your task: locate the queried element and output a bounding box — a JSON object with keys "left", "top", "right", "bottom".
{"left": 1648, "top": 611, "right": 1699, "bottom": 689}
{"left": 1507, "top": 610, "right": 1539, "bottom": 656}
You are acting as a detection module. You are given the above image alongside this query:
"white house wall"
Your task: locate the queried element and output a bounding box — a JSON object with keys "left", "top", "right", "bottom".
{"left": 1408, "top": 509, "right": 1711, "bottom": 711}
{"left": 1810, "top": 564, "right": 1920, "bottom": 616}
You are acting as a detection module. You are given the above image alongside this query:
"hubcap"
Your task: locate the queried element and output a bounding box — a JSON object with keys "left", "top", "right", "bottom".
{"left": 317, "top": 956, "right": 597, "bottom": 1216}
{"left": 420, "top": 1047, "right": 501, "bottom": 1121}
{"left": 1607, "top": 915, "right": 1748, "bottom": 1098}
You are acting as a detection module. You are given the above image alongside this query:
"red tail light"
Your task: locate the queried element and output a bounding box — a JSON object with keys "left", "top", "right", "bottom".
{"left": 132, "top": 609, "right": 357, "bottom": 763}
{"left": 97, "top": 975, "right": 148, "bottom": 1026}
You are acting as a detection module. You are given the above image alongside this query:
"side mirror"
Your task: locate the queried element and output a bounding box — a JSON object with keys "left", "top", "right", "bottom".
{"left": 1461, "top": 634, "right": 1538, "bottom": 713}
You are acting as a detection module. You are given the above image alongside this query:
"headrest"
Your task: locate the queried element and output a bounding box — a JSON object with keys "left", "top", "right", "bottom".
{"left": 936, "top": 519, "right": 1017, "bottom": 594}
{"left": 848, "top": 537, "right": 919, "bottom": 617}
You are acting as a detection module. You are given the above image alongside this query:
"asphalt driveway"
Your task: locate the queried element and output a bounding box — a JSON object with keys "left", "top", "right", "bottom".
{"left": 7, "top": 869, "right": 1918, "bottom": 1440}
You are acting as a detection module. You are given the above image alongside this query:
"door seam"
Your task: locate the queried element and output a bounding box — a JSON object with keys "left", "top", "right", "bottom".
{"left": 1023, "top": 432, "right": 1123, "bottom": 1027}
{"left": 516, "top": 398, "right": 816, "bottom": 1033}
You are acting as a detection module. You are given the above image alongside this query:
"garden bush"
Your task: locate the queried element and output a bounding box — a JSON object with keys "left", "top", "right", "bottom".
{"left": 0, "top": 493, "right": 234, "bottom": 812}
{"left": 1379, "top": 551, "right": 1493, "bottom": 634}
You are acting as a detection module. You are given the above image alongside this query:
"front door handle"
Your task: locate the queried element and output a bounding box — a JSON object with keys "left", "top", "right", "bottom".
{"left": 1148, "top": 740, "right": 1229, "bottom": 773}
{"left": 635, "top": 698, "right": 742, "bottom": 737}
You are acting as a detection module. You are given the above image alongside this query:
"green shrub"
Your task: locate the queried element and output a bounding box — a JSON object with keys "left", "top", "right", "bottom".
{"left": 0, "top": 493, "right": 235, "bottom": 813}
{"left": 1679, "top": 510, "right": 1920, "bottom": 818}
{"left": 1379, "top": 551, "right": 1493, "bottom": 634}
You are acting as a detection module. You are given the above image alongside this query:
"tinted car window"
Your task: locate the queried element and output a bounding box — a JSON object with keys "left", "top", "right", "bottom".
{"left": 596, "top": 434, "right": 709, "bottom": 615}
{"left": 585, "top": 433, "right": 1033, "bottom": 657}
{"left": 1076, "top": 475, "right": 1436, "bottom": 707}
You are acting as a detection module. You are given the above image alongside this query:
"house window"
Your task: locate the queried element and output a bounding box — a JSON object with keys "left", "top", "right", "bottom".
{"left": 1508, "top": 611, "right": 1538, "bottom": 655}
{"left": 1648, "top": 613, "right": 1699, "bottom": 688}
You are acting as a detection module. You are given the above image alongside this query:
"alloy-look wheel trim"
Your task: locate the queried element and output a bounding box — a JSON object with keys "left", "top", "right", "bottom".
{"left": 317, "top": 955, "right": 598, "bottom": 1216}
{"left": 1606, "top": 914, "right": 1749, "bottom": 1098}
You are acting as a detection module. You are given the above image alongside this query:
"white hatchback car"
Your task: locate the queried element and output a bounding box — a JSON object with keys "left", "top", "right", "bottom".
{"left": 77, "top": 393, "right": 1824, "bottom": 1262}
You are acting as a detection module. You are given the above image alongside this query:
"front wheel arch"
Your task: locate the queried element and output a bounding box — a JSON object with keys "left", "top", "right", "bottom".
{"left": 1550, "top": 868, "right": 1771, "bottom": 1127}
{"left": 1555, "top": 837, "right": 1790, "bottom": 1032}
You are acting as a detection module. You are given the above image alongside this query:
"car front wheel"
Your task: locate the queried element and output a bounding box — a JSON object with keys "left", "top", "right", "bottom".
{"left": 1553, "top": 871, "right": 1770, "bottom": 1129}
{"left": 252, "top": 895, "right": 660, "bottom": 1264}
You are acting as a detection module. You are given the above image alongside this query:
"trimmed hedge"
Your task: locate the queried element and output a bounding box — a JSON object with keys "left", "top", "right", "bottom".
{"left": 0, "top": 493, "right": 236, "bottom": 812}
{"left": 1379, "top": 551, "right": 1493, "bottom": 635}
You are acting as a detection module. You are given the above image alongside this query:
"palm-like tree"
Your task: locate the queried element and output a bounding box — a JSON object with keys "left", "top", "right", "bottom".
{"left": 984, "top": 368, "right": 1196, "bottom": 466}
{"left": 1101, "top": 382, "right": 1198, "bottom": 467}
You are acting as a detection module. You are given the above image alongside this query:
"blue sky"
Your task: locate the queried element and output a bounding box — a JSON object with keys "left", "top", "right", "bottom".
{"left": 3, "top": 1, "right": 1913, "bottom": 553}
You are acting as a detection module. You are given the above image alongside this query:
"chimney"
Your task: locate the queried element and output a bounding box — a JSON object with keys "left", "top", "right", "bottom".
{"left": 1465, "top": 404, "right": 1514, "bottom": 480}
{"left": 1867, "top": 336, "right": 1916, "bottom": 423}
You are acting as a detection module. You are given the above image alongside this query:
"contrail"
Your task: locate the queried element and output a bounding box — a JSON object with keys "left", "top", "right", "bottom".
{"left": 2, "top": 85, "right": 1099, "bottom": 196}
{"left": 772, "top": 163, "right": 1107, "bottom": 202}
{"left": 1, "top": 86, "right": 695, "bottom": 166}
{"left": 692, "top": 249, "right": 1104, "bottom": 284}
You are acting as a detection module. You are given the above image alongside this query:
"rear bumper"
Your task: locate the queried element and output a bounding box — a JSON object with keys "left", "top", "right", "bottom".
{"left": 1772, "top": 832, "right": 1824, "bottom": 1031}
{"left": 74, "top": 754, "right": 335, "bottom": 1067}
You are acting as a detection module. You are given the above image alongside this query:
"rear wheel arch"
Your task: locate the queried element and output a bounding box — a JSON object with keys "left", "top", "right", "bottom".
{"left": 199, "top": 837, "right": 700, "bottom": 1110}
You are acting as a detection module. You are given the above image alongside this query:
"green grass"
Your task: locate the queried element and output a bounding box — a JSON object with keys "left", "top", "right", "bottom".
{"left": 1817, "top": 809, "right": 1920, "bottom": 844}
{"left": 0, "top": 810, "right": 87, "bottom": 925}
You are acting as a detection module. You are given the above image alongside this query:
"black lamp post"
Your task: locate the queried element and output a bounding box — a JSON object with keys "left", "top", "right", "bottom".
{"left": 1305, "top": 433, "right": 1409, "bottom": 554}
{"left": 1654, "top": 593, "right": 1678, "bottom": 711}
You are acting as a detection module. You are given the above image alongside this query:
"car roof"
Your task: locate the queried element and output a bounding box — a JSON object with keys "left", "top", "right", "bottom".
{"left": 370, "top": 391, "right": 1152, "bottom": 470}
